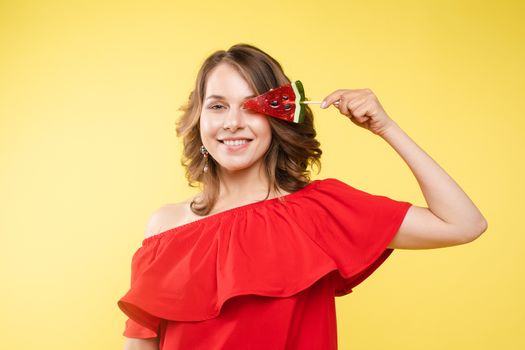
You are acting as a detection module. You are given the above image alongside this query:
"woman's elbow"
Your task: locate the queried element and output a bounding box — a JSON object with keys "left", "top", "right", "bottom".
{"left": 463, "top": 217, "right": 488, "bottom": 243}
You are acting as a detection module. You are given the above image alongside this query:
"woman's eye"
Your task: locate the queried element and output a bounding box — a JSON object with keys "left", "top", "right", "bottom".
{"left": 209, "top": 104, "right": 225, "bottom": 110}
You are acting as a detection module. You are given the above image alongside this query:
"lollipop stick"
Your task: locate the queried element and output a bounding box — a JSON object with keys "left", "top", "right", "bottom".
{"left": 301, "top": 100, "right": 340, "bottom": 106}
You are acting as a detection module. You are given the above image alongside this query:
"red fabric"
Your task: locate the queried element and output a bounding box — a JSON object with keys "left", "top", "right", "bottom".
{"left": 117, "top": 178, "right": 412, "bottom": 349}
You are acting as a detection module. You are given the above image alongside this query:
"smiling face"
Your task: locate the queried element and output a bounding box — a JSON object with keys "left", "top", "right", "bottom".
{"left": 200, "top": 62, "right": 272, "bottom": 175}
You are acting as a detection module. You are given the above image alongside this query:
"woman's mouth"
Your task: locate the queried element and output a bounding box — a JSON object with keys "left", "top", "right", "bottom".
{"left": 218, "top": 139, "right": 253, "bottom": 151}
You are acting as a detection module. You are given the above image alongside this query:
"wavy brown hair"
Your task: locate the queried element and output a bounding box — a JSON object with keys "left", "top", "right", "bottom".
{"left": 175, "top": 43, "right": 322, "bottom": 216}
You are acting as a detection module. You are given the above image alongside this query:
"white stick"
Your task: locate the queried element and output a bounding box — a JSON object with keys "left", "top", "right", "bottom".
{"left": 301, "top": 100, "right": 340, "bottom": 106}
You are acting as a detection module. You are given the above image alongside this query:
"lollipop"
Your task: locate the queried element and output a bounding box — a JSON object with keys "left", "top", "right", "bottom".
{"left": 242, "top": 80, "right": 339, "bottom": 123}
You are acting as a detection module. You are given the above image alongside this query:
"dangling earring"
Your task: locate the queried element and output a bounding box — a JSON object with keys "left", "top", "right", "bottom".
{"left": 200, "top": 145, "right": 209, "bottom": 173}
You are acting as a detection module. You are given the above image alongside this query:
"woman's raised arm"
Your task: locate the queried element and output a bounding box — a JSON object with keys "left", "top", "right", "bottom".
{"left": 321, "top": 89, "right": 488, "bottom": 249}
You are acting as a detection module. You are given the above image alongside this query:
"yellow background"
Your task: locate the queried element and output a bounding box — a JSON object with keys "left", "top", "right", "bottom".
{"left": 1, "top": 0, "right": 523, "bottom": 349}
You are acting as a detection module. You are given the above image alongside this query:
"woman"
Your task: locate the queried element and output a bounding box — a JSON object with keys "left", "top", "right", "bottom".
{"left": 118, "top": 43, "right": 487, "bottom": 350}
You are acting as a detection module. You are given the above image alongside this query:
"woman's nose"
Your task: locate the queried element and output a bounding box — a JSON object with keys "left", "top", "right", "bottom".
{"left": 223, "top": 105, "right": 246, "bottom": 130}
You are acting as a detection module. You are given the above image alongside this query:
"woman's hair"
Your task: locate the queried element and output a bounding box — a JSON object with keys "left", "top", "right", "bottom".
{"left": 175, "top": 43, "right": 322, "bottom": 216}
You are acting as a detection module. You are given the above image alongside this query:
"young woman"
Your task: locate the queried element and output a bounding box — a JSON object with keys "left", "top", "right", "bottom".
{"left": 118, "top": 43, "right": 487, "bottom": 350}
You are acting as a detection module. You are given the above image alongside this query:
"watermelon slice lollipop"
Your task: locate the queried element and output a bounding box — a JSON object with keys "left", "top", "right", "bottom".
{"left": 242, "top": 80, "right": 307, "bottom": 123}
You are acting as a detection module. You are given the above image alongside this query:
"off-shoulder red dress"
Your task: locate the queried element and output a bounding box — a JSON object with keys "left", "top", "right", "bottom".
{"left": 117, "top": 178, "right": 412, "bottom": 349}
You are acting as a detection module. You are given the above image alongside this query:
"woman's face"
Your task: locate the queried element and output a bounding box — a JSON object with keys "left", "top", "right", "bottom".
{"left": 200, "top": 62, "right": 272, "bottom": 174}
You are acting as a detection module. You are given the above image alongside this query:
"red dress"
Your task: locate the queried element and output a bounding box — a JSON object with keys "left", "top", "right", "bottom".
{"left": 117, "top": 178, "right": 412, "bottom": 349}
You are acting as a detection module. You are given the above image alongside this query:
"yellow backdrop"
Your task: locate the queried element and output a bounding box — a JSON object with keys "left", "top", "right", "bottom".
{"left": 1, "top": 0, "right": 523, "bottom": 349}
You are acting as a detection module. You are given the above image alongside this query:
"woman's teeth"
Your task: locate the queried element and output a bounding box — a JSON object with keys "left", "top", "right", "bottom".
{"left": 223, "top": 140, "right": 249, "bottom": 146}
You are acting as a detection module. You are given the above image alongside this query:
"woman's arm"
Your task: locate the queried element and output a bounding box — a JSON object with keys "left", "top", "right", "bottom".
{"left": 380, "top": 120, "right": 487, "bottom": 249}
{"left": 123, "top": 337, "right": 159, "bottom": 350}
{"left": 321, "top": 88, "right": 488, "bottom": 249}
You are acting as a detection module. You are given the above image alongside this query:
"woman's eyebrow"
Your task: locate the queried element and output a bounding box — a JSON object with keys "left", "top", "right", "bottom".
{"left": 205, "top": 94, "right": 256, "bottom": 101}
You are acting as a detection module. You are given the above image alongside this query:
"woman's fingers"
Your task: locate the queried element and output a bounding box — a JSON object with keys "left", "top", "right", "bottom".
{"left": 319, "top": 88, "right": 394, "bottom": 136}
{"left": 338, "top": 96, "right": 350, "bottom": 115}
{"left": 320, "top": 90, "right": 343, "bottom": 109}
{"left": 320, "top": 89, "right": 361, "bottom": 109}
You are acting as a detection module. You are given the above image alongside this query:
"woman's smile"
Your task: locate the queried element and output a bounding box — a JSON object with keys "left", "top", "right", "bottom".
{"left": 219, "top": 139, "right": 253, "bottom": 152}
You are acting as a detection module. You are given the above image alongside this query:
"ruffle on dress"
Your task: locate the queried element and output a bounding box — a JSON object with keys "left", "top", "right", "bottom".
{"left": 117, "top": 178, "right": 412, "bottom": 338}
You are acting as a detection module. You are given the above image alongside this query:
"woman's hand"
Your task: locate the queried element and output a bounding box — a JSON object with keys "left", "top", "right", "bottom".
{"left": 320, "top": 88, "right": 395, "bottom": 137}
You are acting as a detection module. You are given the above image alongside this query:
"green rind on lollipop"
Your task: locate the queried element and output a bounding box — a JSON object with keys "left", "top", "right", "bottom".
{"left": 291, "top": 80, "right": 306, "bottom": 123}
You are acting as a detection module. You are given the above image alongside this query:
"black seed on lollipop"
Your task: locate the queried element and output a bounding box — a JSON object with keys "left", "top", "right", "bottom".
{"left": 271, "top": 100, "right": 279, "bottom": 107}
{"left": 284, "top": 103, "right": 291, "bottom": 110}
{"left": 282, "top": 95, "right": 289, "bottom": 100}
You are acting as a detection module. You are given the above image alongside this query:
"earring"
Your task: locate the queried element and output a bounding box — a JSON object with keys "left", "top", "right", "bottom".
{"left": 200, "top": 145, "right": 209, "bottom": 173}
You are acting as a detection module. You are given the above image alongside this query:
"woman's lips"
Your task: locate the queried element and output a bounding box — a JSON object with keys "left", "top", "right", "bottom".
{"left": 218, "top": 139, "right": 252, "bottom": 151}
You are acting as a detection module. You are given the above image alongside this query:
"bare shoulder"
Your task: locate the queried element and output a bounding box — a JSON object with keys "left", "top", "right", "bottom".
{"left": 123, "top": 337, "right": 158, "bottom": 350}
{"left": 144, "top": 195, "right": 197, "bottom": 239}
